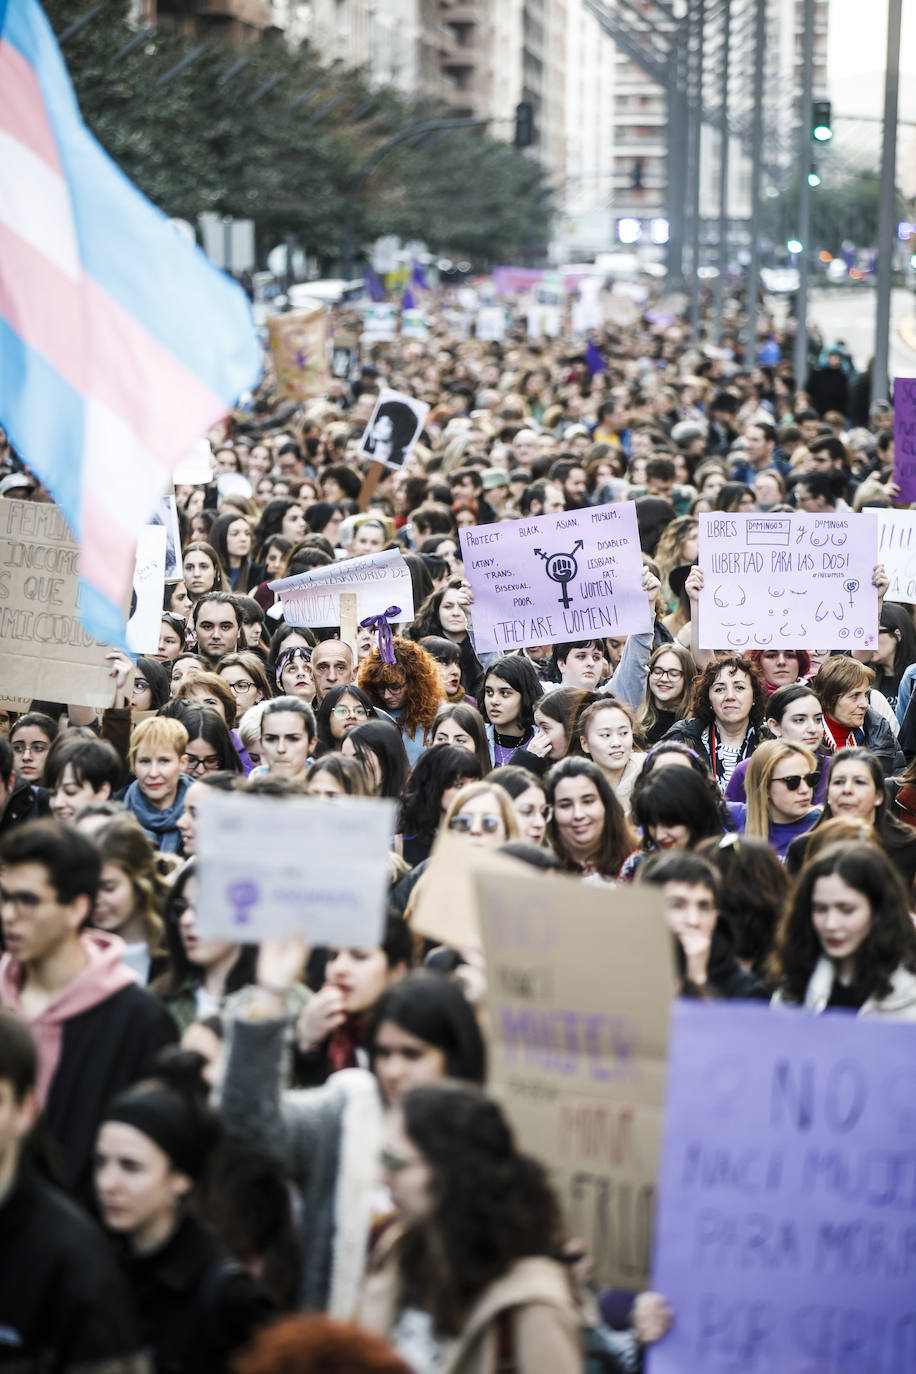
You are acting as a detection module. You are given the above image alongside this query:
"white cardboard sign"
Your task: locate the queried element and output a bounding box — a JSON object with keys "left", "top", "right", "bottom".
{"left": 268, "top": 546, "right": 415, "bottom": 628}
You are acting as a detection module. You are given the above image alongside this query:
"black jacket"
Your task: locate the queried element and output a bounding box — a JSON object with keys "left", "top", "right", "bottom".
{"left": 43, "top": 985, "right": 178, "bottom": 1203}
{"left": 0, "top": 774, "right": 49, "bottom": 835}
{"left": 124, "top": 1213, "right": 273, "bottom": 1374}
{"left": 856, "top": 706, "right": 904, "bottom": 777}
{"left": 0, "top": 1160, "right": 144, "bottom": 1372}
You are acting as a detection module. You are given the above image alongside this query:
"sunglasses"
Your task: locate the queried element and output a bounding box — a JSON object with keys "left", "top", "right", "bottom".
{"left": 449, "top": 814, "right": 503, "bottom": 834}
{"left": 772, "top": 772, "right": 819, "bottom": 791}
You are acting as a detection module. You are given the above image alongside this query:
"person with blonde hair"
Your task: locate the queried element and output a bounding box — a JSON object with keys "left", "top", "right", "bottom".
{"left": 125, "top": 717, "right": 190, "bottom": 852}
{"left": 734, "top": 739, "right": 821, "bottom": 860}
{"left": 442, "top": 781, "right": 521, "bottom": 849}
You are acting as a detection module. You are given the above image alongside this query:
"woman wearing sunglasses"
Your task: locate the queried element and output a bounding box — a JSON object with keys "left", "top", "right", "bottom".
{"left": 731, "top": 740, "right": 821, "bottom": 861}
{"left": 440, "top": 781, "right": 520, "bottom": 850}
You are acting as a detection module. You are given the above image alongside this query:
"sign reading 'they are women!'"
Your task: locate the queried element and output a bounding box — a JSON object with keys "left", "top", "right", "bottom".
{"left": 460, "top": 501, "right": 650, "bottom": 654}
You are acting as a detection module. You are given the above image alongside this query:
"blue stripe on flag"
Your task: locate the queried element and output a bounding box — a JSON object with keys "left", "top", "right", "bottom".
{"left": 0, "top": 314, "right": 84, "bottom": 525}
{"left": 77, "top": 577, "right": 126, "bottom": 648}
{"left": 3, "top": 0, "right": 261, "bottom": 403}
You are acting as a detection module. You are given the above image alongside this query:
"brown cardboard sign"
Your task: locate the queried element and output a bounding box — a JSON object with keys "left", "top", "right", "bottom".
{"left": 0, "top": 501, "right": 117, "bottom": 708}
{"left": 475, "top": 868, "right": 676, "bottom": 1291}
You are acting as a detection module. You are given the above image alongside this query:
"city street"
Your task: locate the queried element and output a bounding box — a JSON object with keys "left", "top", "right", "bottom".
{"left": 806, "top": 284, "right": 916, "bottom": 378}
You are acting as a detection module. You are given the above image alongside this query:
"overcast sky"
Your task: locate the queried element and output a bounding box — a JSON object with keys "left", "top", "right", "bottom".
{"left": 828, "top": 0, "right": 916, "bottom": 117}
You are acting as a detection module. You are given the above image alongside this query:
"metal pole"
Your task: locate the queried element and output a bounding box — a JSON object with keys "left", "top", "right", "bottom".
{"left": 688, "top": 0, "right": 705, "bottom": 341}
{"left": 872, "top": 0, "right": 902, "bottom": 405}
{"left": 794, "top": 0, "right": 816, "bottom": 388}
{"left": 666, "top": 51, "right": 688, "bottom": 286}
{"left": 744, "top": 0, "right": 767, "bottom": 366}
{"left": 713, "top": 0, "right": 730, "bottom": 345}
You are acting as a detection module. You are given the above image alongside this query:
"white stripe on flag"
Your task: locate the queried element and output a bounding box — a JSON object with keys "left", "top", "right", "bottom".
{"left": 82, "top": 394, "right": 170, "bottom": 536}
{"left": 0, "top": 128, "right": 80, "bottom": 283}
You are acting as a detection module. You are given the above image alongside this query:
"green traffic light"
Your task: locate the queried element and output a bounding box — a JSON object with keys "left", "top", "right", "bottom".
{"left": 787, "top": 238, "right": 803, "bottom": 254}
{"left": 813, "top": 126, "right": 832, "bottom": 142}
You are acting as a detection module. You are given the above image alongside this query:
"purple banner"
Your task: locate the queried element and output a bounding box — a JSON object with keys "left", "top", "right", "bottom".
{"left": 460, "top": 502, "right": 651, "bottom": 654}
{"left": 893, "top": 377, "right": 916, "bottom": 503}
{"left": 648, "top": 1001, "right": 916, "bottom": 1374}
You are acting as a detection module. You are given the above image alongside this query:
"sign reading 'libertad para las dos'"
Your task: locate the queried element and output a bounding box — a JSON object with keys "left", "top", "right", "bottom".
{"left": 460, "top": 502, "right": 650, "bottom": 654}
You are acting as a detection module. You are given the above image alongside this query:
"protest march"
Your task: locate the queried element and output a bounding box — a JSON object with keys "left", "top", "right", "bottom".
{"left": 2, "top": 0, "right": 916, "bottom": 1369}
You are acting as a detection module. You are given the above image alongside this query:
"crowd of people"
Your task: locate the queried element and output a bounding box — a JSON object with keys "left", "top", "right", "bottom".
{"left": 0, "top": 287, "right": 914, "bottom": 1372}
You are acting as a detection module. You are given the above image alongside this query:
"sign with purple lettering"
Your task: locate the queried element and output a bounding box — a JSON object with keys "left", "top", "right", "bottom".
{"left": 476, "top": 868, "right": 675, "bottom": 1291}
{"left": 460, "top": 502, "right": 650, "bottom": 654}
{"left": 647, "top": 1001, "right": 916, "bottom": 1374}
{"left": 697, "top": 511, "right": 878, "bottom": 651}
{"left": 893, "top": 377, "right": 916, "bottom": 502}
{"left": 876, "top": 508, "right": 916, "bottom": 602}
{"left": 195, "top": 790, "right": 395, "bottom": 944}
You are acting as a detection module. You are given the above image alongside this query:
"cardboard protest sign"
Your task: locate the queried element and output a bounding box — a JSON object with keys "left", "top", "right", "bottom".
{"left": 267, "top": 305, "right": 330, "bottom": 401}
{"left": 893, "top": 376, "right": 916, "bottom": 503}
{"left": 356, "top": 388, "right": 430, "bottom": 470}
{"left": 876, "top": 507, "right": 916, "bottom": 602}
{"left": 697, "top": 511, "right": 878, "bottom": 652}
{"left": 410, "top": 833, "right": 532, "bottom": 950}
{"left": 361, "top": 302, "right": 398, "bottom": 343}
{"left": 269, "top": 547, "right": 414, "bottom": 628}
{"left": 0, "top": 501, "right": 117, "bottom": 708}
{"left": 460, "top": 502, "right": 650, "bottom": 654}
{"left": 196, "top": 789, "right": 395, "bottom": 944}
{"left": 477, "top": 870, "right": 675, "bottom": 1291}
{"left": 648, "top": 1001, "right": 916, "bottom": 1374}
{"left": 126, "top": 525, "right": 167, "bottom": 654}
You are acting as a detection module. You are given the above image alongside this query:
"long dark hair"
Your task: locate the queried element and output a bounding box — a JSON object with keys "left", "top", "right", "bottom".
{"left": 481, "top": 656, "right": 543, "bottom": 735}
{"left": 345, "top": 720, "right": 409, "bottom": 799}
{"left": 398, "top": 1081, "right": 562, "bottom": 1334}
{"left": 314, "top": 684, "right": 378, "bottom": 754}
{"left": 631, "top": 766, "right": 729, "bottom": 849}
{"left": 368, "top": 972, "right": 486, "bottom": 1085}
{"left": 544, "top": 756, "right": 636, "bottom": 878}
{"left": 172, "top": 703, "right": 242, "bottom": 774}
{"left": 819, "top": 747, "right": 913, "bottom": 849}
{"left": 430, "top": 703, "right": 491, "bottom": 777}
{"left": 398, "top": 745, "right": 483, "bottom": 846}
{"left": 209, "top": 513, "right": 254, "bottom": 593}
{"left": 687, "top": 654, "right": 768, "bottom": 730}
{"left": 771, "top": 842, "right": 916, "bottom": 1004}
{"left": 695, "top": 834, "right": 789, "bottom": 978}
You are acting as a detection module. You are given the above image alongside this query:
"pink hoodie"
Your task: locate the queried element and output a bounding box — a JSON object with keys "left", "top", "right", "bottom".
{"left": 0, "top": 930, "right": 138, "bottom": 1105}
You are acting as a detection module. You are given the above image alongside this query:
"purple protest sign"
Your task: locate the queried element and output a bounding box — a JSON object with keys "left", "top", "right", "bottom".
{"left": 698, "top": 511, "right": 878, "bottom": 651}
{"left": 459, "top": 502, "right": 651, "bottom": 654}
{"left": 893, "top": 377, "right": 916, "bottom": 503}
{"left": 648, "top": 1001, "right": 916, "bottom": 1374}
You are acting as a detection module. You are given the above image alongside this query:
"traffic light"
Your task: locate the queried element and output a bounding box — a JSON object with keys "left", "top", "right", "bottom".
{"left": 812, "top": 99, "right": 832, "bottom": 142}
{"left": 514, "top": 101, "right": 534, "bottom": 149}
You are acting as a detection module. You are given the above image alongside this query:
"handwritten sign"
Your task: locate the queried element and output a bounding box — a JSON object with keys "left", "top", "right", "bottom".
{"left": 0, "top": 501, "right": 116, "bottom": 707}
{"left": 477, "top": 869, "right": 674, "bottom": 1291}
{"left": 269, "top": 547, "right": 414, "bottom": 628}
{"left": 356, "top": 388, "right": 430, "bottom": 470}
{"left": 267, "top": 305, "right": 330, "bottom": 401}
{"left": 648, "top": 1001, "right": 916, "bottom": 1374}
{"left": 126, "top": 525, "right": 167, "bottom": 654}
{"left": 460, "top": 502, "right": 650, "bottom": 654}
{"left": 196, "top": 789, "right": 395, "bottom": 944}
{"left": 876, "top": 507, "right": 916, "bottom": 602}
{"left": 698, "top": 511, "right": 878, "bottom": 651}
{"left": 893, "top": 377, "right": 916, "bottom": 503}
{"left": 361, "top": 302, "right": 398, "bottom": 343}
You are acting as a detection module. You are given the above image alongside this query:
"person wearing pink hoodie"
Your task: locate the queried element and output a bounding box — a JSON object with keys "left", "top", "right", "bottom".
{"left": 0, "top": 820, "right": 176, "bottom": 1201}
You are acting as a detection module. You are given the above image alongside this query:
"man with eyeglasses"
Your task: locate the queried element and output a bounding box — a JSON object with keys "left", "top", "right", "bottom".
{"left": 0, "top": 821, "right": 176, "bottom": 1202}
{"left": 192, "top": 593, "right": 242, "bottom": 666}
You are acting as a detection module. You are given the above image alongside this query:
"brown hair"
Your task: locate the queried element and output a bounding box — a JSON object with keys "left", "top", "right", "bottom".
{"left": 358, "top": 637, "right": 443, "bottom": 735}
{"left": 813, "top": 655, "right": 875, "bottom": 717}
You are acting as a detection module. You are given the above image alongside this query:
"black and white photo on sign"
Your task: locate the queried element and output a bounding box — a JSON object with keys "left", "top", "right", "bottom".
{"left": 357, "top": 387, "right": 430, "bottom": 470}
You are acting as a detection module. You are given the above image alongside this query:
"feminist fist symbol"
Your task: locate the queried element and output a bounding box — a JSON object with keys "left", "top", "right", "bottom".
{"left": 534, "top": 540, "right": 584, "bottom": 610}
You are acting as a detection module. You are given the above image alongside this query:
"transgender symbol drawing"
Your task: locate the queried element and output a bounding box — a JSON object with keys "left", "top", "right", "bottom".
{"left": 534, "top": 539, "right": 584, "bottom": 610}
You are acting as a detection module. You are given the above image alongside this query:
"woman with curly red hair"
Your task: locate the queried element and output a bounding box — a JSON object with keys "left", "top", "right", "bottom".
{"left": 358, "top": 638, "right": 443, "bottom": 767}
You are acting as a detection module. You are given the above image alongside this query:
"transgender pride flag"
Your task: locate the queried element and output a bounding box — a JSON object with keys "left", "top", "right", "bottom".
{"left": 0, "top": 0, "right": 261, "bottom": 645}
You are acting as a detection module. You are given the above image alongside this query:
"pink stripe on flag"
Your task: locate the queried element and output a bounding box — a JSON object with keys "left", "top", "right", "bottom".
{"left": 80, "top": 497, "right": 138, "bottom": 598}
{"left": 0, "top": 222, "right": 226, "bottom": 463}
{"left": 0, "top": 38, "right": 63, "bottom": 175}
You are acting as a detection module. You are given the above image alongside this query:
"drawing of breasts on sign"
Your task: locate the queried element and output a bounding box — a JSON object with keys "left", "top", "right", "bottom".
{"left": 698, "top": 512, "right": 879, "bottom": 652}
{"left": 357, "top": 387, "right": 431, "bottom": 471}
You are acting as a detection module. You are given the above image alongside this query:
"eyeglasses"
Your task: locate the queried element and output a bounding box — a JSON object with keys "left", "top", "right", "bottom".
{"left": 449, "top": 814, "right": 503, "bottom": 834}
{"left": 649, "top": 666, "right": 684, "bottom": 680}
{"left": 12, "top": 740, "right": 48, "bottom": 755}
{"left": 331, "top": 706, "right": 368, "bottom": 720}
{"left": 182, "top": 752, "right": 221, "bottom": 773}
{"left": 226, "top": 679, "right": 256, "bottom": 694}
{"left": 771, "top": 772, "right": 819, "bottom": 791}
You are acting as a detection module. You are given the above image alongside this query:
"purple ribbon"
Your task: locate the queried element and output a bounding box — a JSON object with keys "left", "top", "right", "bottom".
{"left": 359, "top": 606, "right": 401, "bottom": 664}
